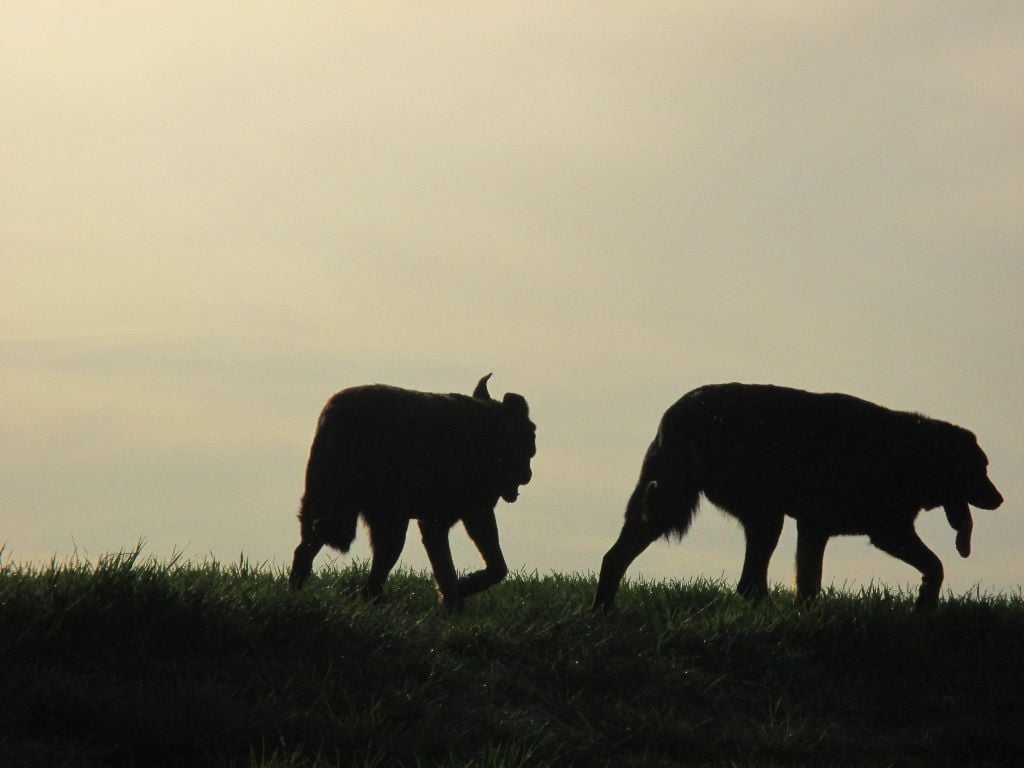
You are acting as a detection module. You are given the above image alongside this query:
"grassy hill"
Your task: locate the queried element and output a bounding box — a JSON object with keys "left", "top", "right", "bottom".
{"left": 2, "top": 551, "right": 1022, "bottom": 767}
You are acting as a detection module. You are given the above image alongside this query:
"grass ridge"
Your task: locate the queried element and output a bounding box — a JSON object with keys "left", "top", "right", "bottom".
{"left": 2, "top": 551, "right": 1022, "bottom": 767}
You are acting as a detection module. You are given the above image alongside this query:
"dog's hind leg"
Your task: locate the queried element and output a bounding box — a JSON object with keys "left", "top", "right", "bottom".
{"left": 593, "top": 513, "right": 661, "bottom": 611}
{"left": 364, "top": 513, "right": 409, "bottom": 600}
{"left": 794, "top": 521, "right": 829, "bottom": 601}
{"left": 289, "top": 513, "right": 323, "bottom": 590}
{"left": 869, "top": 525, "right": 943, "bottom": 609}
{"left": 737, "top": 511, "right": 784, "bottom": 600}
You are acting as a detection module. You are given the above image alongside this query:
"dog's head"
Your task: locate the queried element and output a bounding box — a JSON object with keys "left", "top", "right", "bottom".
{"left": 939, "top": 427, "right": 1002, "bottom": 559}
{"left": 474, "top": 374, "right": 536, "bottom": 503}
{"left": 946, "top": 428, "right": 1003, "bottom": 511}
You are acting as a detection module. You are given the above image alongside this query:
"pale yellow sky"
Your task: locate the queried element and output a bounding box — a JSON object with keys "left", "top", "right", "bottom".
{"left": 3, "top": 3, "right": 1022, "bottom": 594}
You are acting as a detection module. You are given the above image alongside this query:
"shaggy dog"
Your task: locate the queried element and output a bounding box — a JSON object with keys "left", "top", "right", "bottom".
{"left": 593, "top": 383, "right": 1003, "bottom": 610}
{"left": 289, "top": 375, "right": 536, "bottom": 609}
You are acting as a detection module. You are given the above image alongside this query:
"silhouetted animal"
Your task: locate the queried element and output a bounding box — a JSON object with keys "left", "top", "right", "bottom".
{"left": 593, "top": 383, "right": 1003, "bottom": 610}
{"left": 289, "top": 374, "right": 536, "bottom": 609}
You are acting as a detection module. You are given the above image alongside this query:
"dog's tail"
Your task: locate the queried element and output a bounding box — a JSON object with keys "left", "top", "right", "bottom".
{"left": 298, "top": 419, "right": 359, "bottom": 553}
{"left": 297, "top": 496, "right": 358, "bottom": 553}
{"left": 628, "top": 423, "right": 702, "bottom": 540}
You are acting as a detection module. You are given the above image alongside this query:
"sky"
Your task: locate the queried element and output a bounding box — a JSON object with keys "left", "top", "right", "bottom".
{"left": 3, "top": 3, "right": 1022, "bottom": 597}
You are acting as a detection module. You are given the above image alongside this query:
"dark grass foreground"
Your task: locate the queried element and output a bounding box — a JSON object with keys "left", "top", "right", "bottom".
{"left": 2, "top": 551, "right": 1022, "bottom": 767}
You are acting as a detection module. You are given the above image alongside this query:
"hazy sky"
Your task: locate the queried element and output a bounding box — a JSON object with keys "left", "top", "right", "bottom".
{"left": 3, "top": 3, "right": 1022, "bottom": 596}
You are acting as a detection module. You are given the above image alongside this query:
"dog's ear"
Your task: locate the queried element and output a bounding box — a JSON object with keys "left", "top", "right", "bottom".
{"left": 944, "top": 502, "right": 973, "bottom": 558}
{"left": 473, "top": 373, "right": 494, "bottom": 401}
{"left": 502, "top": 392, "right": 529, "bottom": 418}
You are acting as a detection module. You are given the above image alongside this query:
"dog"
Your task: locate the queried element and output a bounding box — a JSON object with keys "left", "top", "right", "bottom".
{"left": 593, "top": 383, "right": 1003, "bottom": 610}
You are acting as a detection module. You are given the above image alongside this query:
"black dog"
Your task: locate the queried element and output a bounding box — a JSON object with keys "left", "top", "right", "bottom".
{"left": 289, "top": 375, "right": 536, "bottom": 609}
{"left": 594, "top": 383, "right": 1003, "bottom": 610}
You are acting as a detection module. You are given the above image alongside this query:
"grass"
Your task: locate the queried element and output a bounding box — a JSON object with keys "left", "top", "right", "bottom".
{"left": 2, "top": 548, "right": 1023, "bottom": 767}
